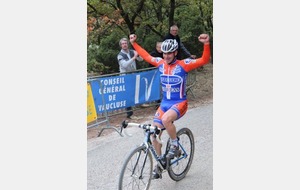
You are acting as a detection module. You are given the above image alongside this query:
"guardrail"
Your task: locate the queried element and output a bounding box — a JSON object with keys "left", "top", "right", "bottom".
{"left": 87, "top": 67, "right": 160, "bottom": 137}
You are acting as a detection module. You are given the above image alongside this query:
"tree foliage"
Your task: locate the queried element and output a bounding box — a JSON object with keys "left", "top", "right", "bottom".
{"left": 87, "top": 0, "right": 213, "bottom": 74}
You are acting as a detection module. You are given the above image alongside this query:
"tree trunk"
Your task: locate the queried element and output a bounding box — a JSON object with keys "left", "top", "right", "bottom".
{"left": 169, "top": 0, "right": 175, "bottom": 27}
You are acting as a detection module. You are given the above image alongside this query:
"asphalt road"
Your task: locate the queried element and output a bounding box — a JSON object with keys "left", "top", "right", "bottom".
{"left": 87, "top": 103, "right": 213, "bottom": 190}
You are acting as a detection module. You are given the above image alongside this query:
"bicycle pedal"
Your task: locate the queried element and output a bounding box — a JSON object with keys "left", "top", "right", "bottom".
{"left": 166, "top": 148, "right": 181, "bottom": 159}
{"left": 152, "top": 167, "right": 163, "bottom": 179}
{"left": 152, "top": 172, "right": 162, "bottom": 179}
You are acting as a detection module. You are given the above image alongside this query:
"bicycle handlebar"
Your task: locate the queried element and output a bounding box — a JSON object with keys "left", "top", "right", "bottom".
{"left": 122, "top": 120, "right": 141, "bottom": 129}
{"left": 121, "top": 120, "right": 164, "bottom": 144}
{"left": 122, "top": 120, "right": 161, "bottom": 133}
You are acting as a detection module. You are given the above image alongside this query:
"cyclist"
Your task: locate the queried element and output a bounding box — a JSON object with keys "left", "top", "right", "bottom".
{"left": 129, "top": 33, "right": 211, "bottom": 179}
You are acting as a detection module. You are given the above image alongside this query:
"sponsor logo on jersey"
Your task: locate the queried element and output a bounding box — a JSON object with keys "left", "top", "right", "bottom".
{"left": 155, "top": 111, "right": 160, "bottom": 117}
{"left": 162, "top": 87, "right": 180, "bottom": 92}
{"left": 160, "top": 75, "right": 182, "bottom": 85}
{"left": 173, "top": 65, "right": 182, "bottom": 74}
{"left": 151, "top": 57, "right": 162, "bottom": 63}
{"left": 184, "top": 59, "right": 192, "bottom": 64}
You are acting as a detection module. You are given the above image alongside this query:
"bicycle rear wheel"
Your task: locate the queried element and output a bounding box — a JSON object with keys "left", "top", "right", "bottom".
{"left": 118, "top": 145, "right": 153, "bottom": 190}
{"left": 167, "top": 127, "right": 195, "bottom": 181}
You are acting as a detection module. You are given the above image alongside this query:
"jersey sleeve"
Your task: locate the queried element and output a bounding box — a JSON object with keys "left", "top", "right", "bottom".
{"left": 180, "top": 44, "right": 211, "bottom": 72}
{"left": 132, "top": 42, "right": 161, "bottom": 67}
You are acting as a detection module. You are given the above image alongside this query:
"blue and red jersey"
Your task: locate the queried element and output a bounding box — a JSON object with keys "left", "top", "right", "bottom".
{"left": 132, "top": 42, "right": 211, "bottom": 102}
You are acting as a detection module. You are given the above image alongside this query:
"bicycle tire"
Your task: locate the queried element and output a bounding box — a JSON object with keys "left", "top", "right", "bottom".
{"left": 167, "top": 127, "right": 195, "bottom": 181}
{"left": 118, "top": 145, "right": 153, "bottom": 190}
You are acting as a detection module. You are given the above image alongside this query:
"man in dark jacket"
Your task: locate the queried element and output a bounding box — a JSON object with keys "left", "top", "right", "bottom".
{"left": 163, "top": 25, "right": 196, "bottom": 60}
{"left": 149, "top": 41, "right": 163, "bottom": 108}
{"left": 149, "top": 41, "right": 163, "bottom": 67}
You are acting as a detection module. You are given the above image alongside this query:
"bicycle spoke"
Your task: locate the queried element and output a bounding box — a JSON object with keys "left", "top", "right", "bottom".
{"left": 119, "top": 146, "right": 152, "bottom": 190}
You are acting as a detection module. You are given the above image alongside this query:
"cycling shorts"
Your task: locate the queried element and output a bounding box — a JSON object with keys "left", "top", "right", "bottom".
{"left": 153, "top": 100, "right": 188, "bottom": 127}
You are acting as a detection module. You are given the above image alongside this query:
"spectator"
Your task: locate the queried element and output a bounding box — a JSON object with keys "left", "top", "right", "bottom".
{"left": 150, "top": 42, "right": 163, "bottom": 59}
{"left": 149, "top": 41, "right": 163, "bottom": 108}
{"left": 117, "top": 37, "right": 143, "bottom": 119}
{"left": 163, "top": 24, "right": 196, "bottom": 60}
{"left": 149, "top": 41, "right": 163, "bottom": 68}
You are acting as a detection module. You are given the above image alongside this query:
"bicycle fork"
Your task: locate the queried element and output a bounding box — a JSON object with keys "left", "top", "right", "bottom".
{"left": 132, "top": 147, "right": 149, "bottom": 180}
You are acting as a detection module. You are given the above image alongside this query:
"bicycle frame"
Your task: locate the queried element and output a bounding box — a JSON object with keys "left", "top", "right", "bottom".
{"left": 169, "top": 142, "right": 188, "bottom": 165}
{"left": 143, "top": 129, "right": 165, "bottom": 169}
{"left": 139, "top": 126, "right": 189, "bottom": 171}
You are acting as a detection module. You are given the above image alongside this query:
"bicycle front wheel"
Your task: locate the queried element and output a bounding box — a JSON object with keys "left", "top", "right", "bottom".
{"left": 167, "top": 127, "right": 195, "bottom": 181}
{"left": 118, "top": 145, "right": 153, "bottom": 190}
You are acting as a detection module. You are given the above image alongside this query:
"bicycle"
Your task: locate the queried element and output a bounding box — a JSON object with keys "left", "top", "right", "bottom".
{"left": 118, "top": 120, "right": 195, "bottom": 190}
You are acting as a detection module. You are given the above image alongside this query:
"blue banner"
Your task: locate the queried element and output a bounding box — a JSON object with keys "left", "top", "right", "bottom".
{"left": 89, "top": 69, "right": 161, "bottom": 113}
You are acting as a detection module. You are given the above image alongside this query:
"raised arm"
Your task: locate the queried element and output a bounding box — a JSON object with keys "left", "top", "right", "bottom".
{"left": 181, "top": 34, "right": 211, "bottom": 72}
{"left": 129, "top": 34, "right": 161, "bottom": 67}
